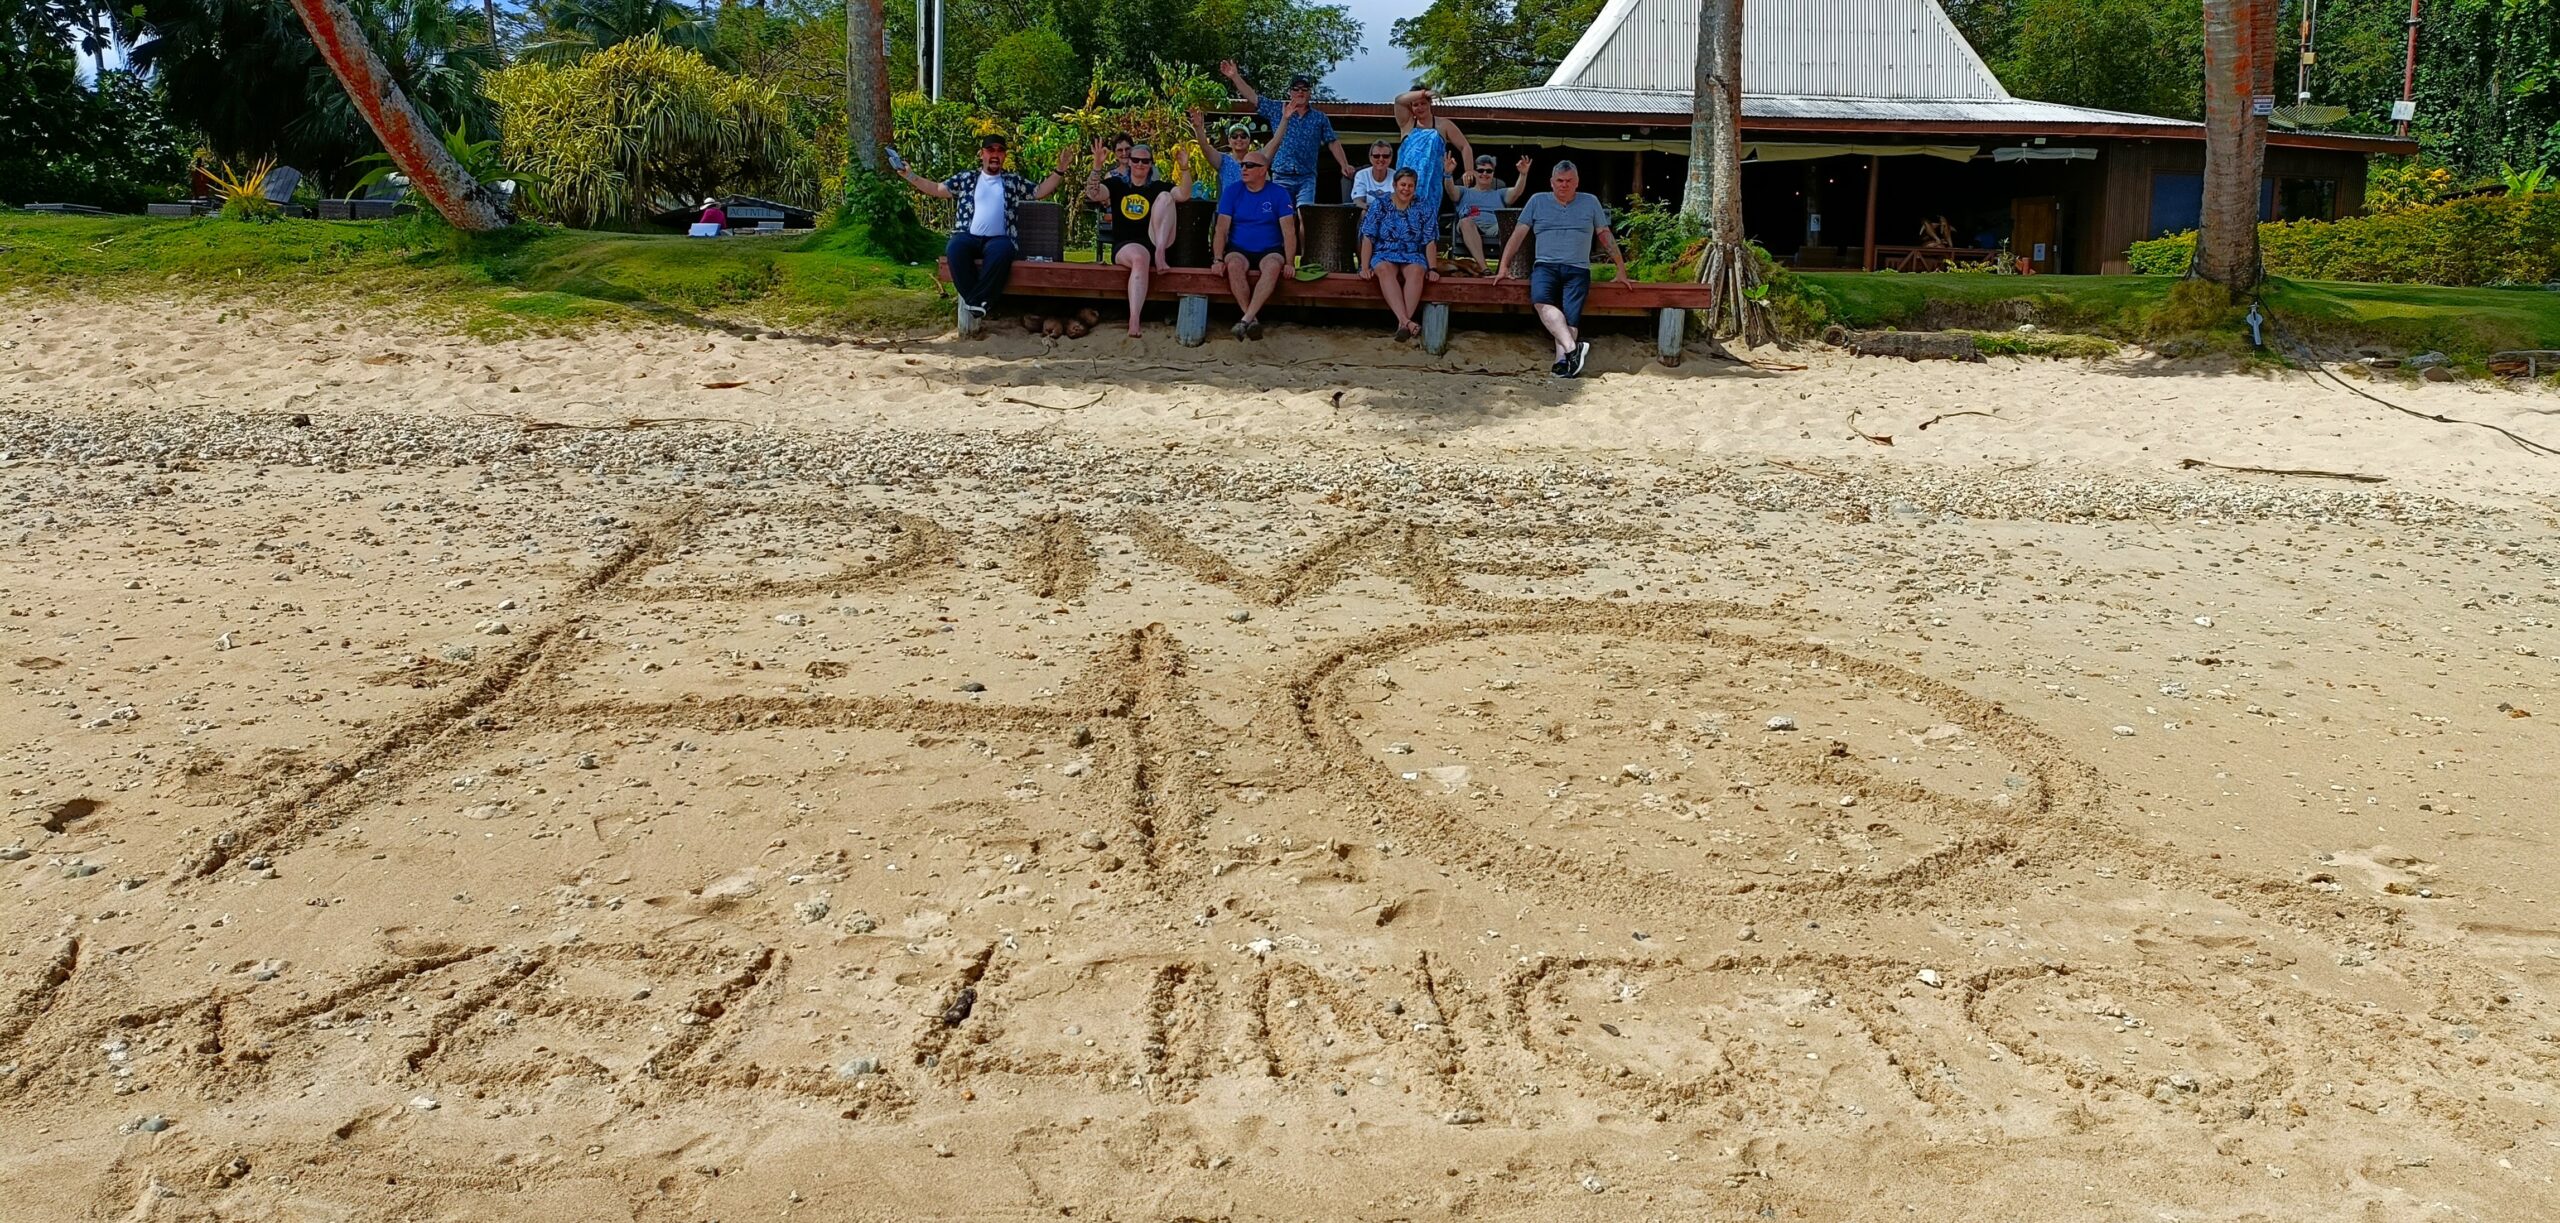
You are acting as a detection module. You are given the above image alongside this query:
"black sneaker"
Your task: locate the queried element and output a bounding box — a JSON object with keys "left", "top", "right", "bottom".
{"left": 1550, "top": 354, "right": 1570, "bottom": 376}
{"left": 1565, "top": 341, "right": 1590, "bottom": 378}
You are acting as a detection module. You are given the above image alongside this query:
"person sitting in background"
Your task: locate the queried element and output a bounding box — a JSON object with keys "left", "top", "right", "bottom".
{"left": 1212, "top": 154, "right": 1299, "bottom": 339}
{"left": 696, "top": 197, "right": 727, "bottom": 230}
{"left": 1220, "top": 61, "right": 1355, "bottom": 205}
{"left": 890, "top": 134, "right": 1071, "bottom": 326}
{"left": 1390, "top": 85, "right": 1472, "bottom": 205}
{"left": 1444, "top": 152, "right": 1531, "bottom": 272}
{"left": 1187, "top": 106, "right": 1292, "bottom": 200}
{"left": 1350, "top": 141, "right": 1398, "bottom": 211}
{"left": 1357, "top": 166, "right": 1440, "bottom": 342}
{"left": 1492, "top": 159, "right": 1625, "bottom": 379}
{"left": 1085, "top": 139, "right": 1192, "bottom": 338}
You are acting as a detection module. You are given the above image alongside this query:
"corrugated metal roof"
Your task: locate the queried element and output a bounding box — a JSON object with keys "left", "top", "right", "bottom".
{"left": 1443, "top": 85, "right": 2201, "bottom": 130}
{"left": 1542, "top": 0, "right": 2007, "bottom": 102}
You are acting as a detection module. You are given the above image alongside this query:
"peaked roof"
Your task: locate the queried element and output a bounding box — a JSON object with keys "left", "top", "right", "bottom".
{"left": 1551, "top": 0, "right": 2005, "bottom": 101}
{"left": 1441, "top": 0, "right": 2198, "bottom": 132}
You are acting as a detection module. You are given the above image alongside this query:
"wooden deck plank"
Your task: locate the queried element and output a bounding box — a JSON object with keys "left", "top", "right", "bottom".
{"left": 939, "top": 258, "right": 1713, "bottom": 317}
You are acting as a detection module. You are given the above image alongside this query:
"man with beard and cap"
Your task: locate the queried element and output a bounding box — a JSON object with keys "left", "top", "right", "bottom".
{"left": 890, "top": 133, "right": 1073, "bottom": 328}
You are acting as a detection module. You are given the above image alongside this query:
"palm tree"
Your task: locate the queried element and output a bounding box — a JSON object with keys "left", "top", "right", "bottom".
{"left": 1682, "top": 0, "right": 1766, "bottom": 344}
{"left": 2194, "top": 0, "right": 2273, "bottom": 289}
{"left": 521, "top": 0, "right": 715, "bottom": 64}
{"left": 286, "top": 0, "right": 509, "bottom": 228}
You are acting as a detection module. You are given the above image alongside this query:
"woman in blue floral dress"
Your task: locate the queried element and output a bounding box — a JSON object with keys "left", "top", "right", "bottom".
{"left": 1357, "top": 167, "right": 1442, "bottom": 342}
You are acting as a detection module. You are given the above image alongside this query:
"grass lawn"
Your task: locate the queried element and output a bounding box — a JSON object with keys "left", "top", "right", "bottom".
{"left": 7, "top": 214, "right": 2555, "bottom": 361}
{"left": 1793, "top": 271, "right": 2560, "bottom": 362}
{"left": 0, "top": 213, "right": 950, "bottom": 336}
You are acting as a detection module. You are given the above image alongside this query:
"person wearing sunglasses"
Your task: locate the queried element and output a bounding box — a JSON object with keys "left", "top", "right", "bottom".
{"left": 1444, "top": 151, "right": 1534, "bottom": 273}
{"left": 1349, "top": 141, "right": 1399, "bottom": 212}
{"left": 1219, "top": 61, "right": 1355, "bottom": 206}
{"left": 889, "top": 133, "right": 1073, "bottom": 330}
{"left": 1083, "top": 139, "right": 1194, "bottom": 337}
{"left": 1357, "top": 166, "right": 1441, "bottom": 343}
{"left": 1186, "top": 106, "right": 1293, "bottom": 201}
{"left": 1212, "top": 155, "right": 1299, "bottom": 339}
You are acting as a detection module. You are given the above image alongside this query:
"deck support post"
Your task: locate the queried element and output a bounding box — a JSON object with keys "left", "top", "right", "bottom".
{"left": 956, "top": 299, "right": 983, "bottom": 339}
{"left": 1420, "top": 302, "right": 1451, "bottom": 355}
{"left": 1862, "top": 154, "right": 1880, "bottom": 272}
{"left": 1655, "top": 308, "right": 1686, "bottom": 365}
{"left": 1175, "top": 295, "right": 1209, "bottom": 347}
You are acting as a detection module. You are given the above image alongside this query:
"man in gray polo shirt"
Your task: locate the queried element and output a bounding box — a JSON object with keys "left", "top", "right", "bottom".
{"left": 1493, "top": 160, "right": 1626, "bottom": 378}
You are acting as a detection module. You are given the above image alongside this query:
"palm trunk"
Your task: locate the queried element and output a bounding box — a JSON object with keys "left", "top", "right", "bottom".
{"left": 2194, "top": 0, "right": 2274, "bottom": 289}
{"left": 1685, "top": 0, "right": 1766, "bottom": 344}
{"left": 286, "top": 0, "right": 509, "bottom": 230}
{"left": 847, "top": 0, "right": 891, "bottom": 171}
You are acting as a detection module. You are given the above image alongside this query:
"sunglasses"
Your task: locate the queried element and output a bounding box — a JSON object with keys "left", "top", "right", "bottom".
{"left": 1242, "top": 162, "right": 1268, "bottom": 170}
{"left": 1130, "top": 157, "right": 1153, "bottom": 164}
{"left": 1370, "top": 153, "right": 1393, "bottom": 160}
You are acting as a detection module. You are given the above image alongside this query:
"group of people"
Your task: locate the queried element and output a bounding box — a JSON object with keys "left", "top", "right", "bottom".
{"left": 890, "top": 64, "right": 1626, "bottom": 376}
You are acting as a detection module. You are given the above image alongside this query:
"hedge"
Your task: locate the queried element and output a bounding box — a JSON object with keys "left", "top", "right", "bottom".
{"left": 2126, "top": 194, "right": 2560, "bottom": 286}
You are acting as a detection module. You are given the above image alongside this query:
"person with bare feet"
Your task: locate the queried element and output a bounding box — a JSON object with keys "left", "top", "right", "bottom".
{"left": 1085, "top": 139, "right": 1192, "bottom": 337}
{"left": 1212, "top": 154, "right": 1298, "bottom": 339}
{"left": 1446, "top": 152, "right": 1532, "bottom": 273}
{"left": 1493, "top": 160, "right": 1625, "bottom": 378}
{"left": 1358, "top": 166, "right": 1441, "bottom": 342}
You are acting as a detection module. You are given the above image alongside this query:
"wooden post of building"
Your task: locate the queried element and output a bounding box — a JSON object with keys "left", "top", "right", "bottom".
{"left": 1631, "top": 150, "right": 1645, "bottom": 199}
{"left": 1862, "top": 154, "right": 1880, "bottom": 271}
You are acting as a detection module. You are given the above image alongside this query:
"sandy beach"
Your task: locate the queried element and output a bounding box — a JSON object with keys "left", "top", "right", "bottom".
{"left": 2, "top": 296, "right": 2556, "bottom": 1221}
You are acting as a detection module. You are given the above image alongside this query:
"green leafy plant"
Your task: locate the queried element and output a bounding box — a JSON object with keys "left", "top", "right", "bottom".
{"left": 2126, "top": 193, "right": 2560, "bottom": 286}
{"left": 2498, "top": 161, "right": 2552, "bottom": 197}
{"left": 353, "top": 127, "right": 545, "bottom": 213}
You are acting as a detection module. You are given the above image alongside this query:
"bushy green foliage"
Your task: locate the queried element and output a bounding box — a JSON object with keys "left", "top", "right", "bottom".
{"left": 1613, "top": 196, "right": 1704, "bottom": 277}
{"left": 0, "top": 69, "right": 192, "bottom": 211}
{"left": 486, "top": 37, "right": 819, "bottom": 228}
{"left": 884, "top": 0, "right": 1359, "bottom": 104}
{"left": 2366, "top": 157, "right": 2463, "bottom": 212}
{"left": 2127, "top": 194, "right": 2560, "bottom": 286}
{"left": 1993, "top": 0, "right": 2203, "bottom": 119}
{"left": 975, "top": 29, "right": 1083, "bottom": 118}
{"left": 1391, "top": 0, "right": 1605, "bottom": 95}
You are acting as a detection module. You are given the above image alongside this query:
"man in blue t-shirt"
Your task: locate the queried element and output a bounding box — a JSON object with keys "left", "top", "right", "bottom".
{"left": 1219, "top": 61, "right": 1354, "bottom": 206}
{"left": 1212, "top": 155, "right": 1300, "bottom": 339}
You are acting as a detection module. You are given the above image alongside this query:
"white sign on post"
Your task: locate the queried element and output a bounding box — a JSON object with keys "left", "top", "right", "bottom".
{"left": 2389, "top": 100, "right": 2417, "bottom": 121}
{"left": 2250, "top": 95, "right": 2277, "bottom": 117}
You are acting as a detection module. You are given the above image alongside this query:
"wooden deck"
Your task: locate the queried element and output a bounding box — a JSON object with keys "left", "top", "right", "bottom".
{"left": 938, "top": 258, "right": 1717, "bottom": 318}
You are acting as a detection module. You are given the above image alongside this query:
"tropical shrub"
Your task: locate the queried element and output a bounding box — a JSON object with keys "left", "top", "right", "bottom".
{"left": 2126, "top": 194, "right": 2560, "bottom": 286}
{"left": 0, "top": 68, "right": 193, "bottom": 211}
{"left": 485, "top": 36, "right": 818, "bottom": 228}
{"left": 208, "top": 157, "right": 283, "bottom": 221}
{"left": 2365, "top": 157, "right": 2461, "bottom": 213}
{"left": 975, "top": 29, "right": 1081, "bottom": 119}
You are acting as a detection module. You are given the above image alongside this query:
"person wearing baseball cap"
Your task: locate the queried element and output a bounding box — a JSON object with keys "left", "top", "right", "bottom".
{"left": 887, "top": 133, "right": 1074, "bottom": 332}
{"left": 1217, "top": 60, "right": 1354, "bottom": 206}
{"left": 1186, "top": 105, "right": 1294, "bottom": 200}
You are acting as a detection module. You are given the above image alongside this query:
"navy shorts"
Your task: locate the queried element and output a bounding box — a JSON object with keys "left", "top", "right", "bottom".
{"left": 1529, "top": 263, "right": 1591, "bottom": 329}
{"left": 1228, "top": 246, "right": 1284, "bottom": 267}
